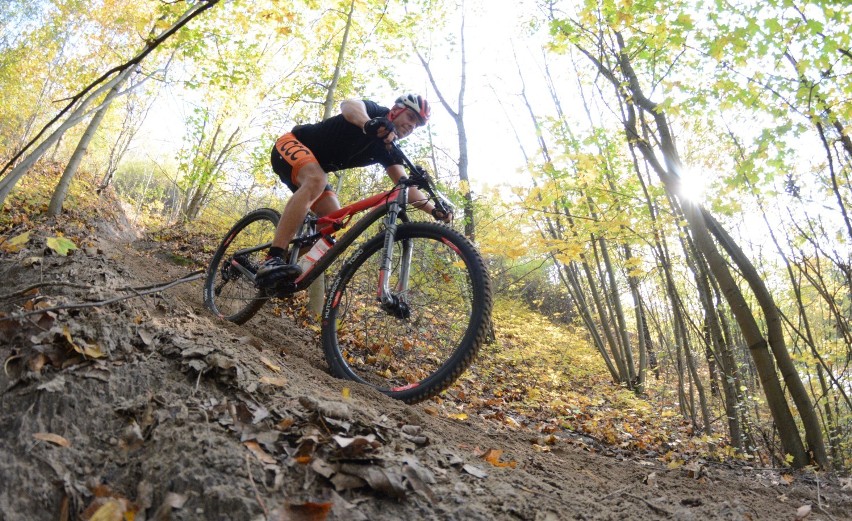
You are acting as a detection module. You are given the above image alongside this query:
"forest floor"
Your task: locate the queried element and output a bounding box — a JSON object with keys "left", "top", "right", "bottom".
{"left": 1, "top": 191, "right": 850, "bottom": 521}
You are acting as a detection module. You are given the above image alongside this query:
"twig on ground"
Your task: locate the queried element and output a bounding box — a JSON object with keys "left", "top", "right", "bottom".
{"left": 814, "top": 474, "right": 839, "bottom": 521}
{"left": 814, "top": 505, "right": 838, "bottom": 521}
{"left": 516, "top": 484, "right": 574, "bottom": 509}
{"left": 0, "top": 282, "right": 96, "bottom": 300}
{"left": 0, "top": 271, "right": 203, "bottom": 321}
{"left": 245, "top": 453, "right": 268, "bottom": 518}
{"left": 625, "top": 493, "right": 674, "bottom": 516}
{"left": 0, "top": 269, "right": 204, "bottom": 300}
{"left": 601, "top": 484, "right": 632, "bottom": 500}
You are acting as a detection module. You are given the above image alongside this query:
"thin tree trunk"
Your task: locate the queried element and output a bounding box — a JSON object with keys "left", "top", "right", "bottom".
{"left": 308, "top": 0, "right": 356, "bottom": 318}
{"left": 569, "top": 30, "right": 812, "bottom": 466}
{"left": 0, "top": 0, "right": 220, "bottom": 207}
{"left": 48, "top": 67, "right": 133, "bottom": 216}
{"left": 416, "top": 8, "right": 474, "bottom": 239}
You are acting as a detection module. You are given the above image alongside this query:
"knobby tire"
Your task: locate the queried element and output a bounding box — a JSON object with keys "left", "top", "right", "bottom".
{"left": 321, "top": 222, "right": 492, "bottom": 403}
{"left": 204, "top": 208, "right": 279, "bottom": 324}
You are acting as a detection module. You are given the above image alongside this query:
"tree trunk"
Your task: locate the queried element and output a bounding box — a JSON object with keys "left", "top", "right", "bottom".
{"left": 702, "top": 210, "right": 829, "bottom": 467}
{"left": 569, "top": 30, "right": 812, "bottom": 466}
{"left": 308, "top": 0, "right": 355, "bottom": 318}
{"left": 48, "top": 67, "right": 132, "bottom": 216}
{"left": 0, "top": 0, "right": 220, "bottom": 208}
{"left": 417, "top": 10, "right": 474, "bottom": 239}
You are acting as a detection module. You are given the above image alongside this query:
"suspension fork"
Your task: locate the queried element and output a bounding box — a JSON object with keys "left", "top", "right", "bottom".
{"left": 378, "top": 189, "right": 413, "bottom": 308}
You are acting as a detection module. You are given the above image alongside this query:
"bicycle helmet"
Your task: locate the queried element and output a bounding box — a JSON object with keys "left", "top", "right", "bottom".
{"left": 393, "top": 93, "right": 430, "bottom": 125}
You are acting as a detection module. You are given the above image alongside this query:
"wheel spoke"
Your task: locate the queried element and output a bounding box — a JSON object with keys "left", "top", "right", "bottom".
{"left": 323, "top": 223, "right": 491, "bottom": 402}
{"left": 204, "top": 209, "right": 278, "bottom": 324}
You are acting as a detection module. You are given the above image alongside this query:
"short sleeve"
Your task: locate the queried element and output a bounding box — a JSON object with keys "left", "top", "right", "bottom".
{"left": 362, "top": 100, "right": 390, "bottom": 119}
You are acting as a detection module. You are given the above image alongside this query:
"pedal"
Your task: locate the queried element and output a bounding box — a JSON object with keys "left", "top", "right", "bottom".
{"left": 260, "top": 282, "right": 296, "bottom": 298}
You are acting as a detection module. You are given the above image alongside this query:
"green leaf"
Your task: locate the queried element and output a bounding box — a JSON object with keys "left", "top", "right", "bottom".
{"left": 675, "top": 13, "right": 694, "bottom": 30}
{"left": 46, "top": 236, "right": 77, "bottom": 256}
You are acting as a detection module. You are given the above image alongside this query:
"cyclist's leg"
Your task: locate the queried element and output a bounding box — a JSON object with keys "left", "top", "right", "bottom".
{"left": 271, "top": 162, "right": 330, "bottom": 249}
{"left": 259, "top": 135, "right": 335, "bottom": 287}
{"left": 309, "top": 190, "right": 340, "bottom": 218}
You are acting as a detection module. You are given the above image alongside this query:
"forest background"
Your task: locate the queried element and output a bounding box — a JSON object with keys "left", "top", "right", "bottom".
{"left": 1, "top": 0, "right": 850, "bottom": 474}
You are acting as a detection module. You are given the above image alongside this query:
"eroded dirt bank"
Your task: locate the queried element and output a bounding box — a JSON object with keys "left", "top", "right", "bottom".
{"left": 0, "top": 215, "right": 849, "bottom": 521}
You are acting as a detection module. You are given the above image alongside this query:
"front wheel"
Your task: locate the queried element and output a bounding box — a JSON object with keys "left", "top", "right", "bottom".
{"left": 204, "top": 208, "right": 279, "bottom": 324}
{"left": 322, "top": 222, "right": 492, "bottom": 403}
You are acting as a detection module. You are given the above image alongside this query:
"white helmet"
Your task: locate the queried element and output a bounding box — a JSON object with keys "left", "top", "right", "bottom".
{"left": 394, "top": 93, "right": 430, "bottom": 125}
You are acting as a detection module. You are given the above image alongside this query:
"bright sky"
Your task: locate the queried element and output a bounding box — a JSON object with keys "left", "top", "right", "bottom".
{"left": 131, "top": 0, "right": 548, "bottom": 196}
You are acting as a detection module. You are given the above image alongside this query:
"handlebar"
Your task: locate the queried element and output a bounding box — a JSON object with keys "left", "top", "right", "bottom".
{"left": 389, "top": 143, "right": 455, "bottom": 217}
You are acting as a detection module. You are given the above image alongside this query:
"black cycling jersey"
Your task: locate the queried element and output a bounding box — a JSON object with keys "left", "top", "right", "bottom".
{"left": 290, "top": 100, "right": 402, "bottom": 173}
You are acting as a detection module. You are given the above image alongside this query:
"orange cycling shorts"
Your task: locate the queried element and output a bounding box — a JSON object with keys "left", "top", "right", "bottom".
{"left": 271, "top": 133, "right": 334, "bottom": 202}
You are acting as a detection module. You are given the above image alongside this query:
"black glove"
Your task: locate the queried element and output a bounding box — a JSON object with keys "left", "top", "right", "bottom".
{"left": 431, "top": 207, "right": 451, "bottom": 222}
{"left": 363, "top": 117, "right": 395, "bottom": 138}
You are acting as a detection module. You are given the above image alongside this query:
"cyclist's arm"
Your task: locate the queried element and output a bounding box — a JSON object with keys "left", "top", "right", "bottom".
{"left": 386, "top": 164, "right": 450, "bottom": 222}
{"left": 341, "top": 99, "right": 371, "bottom": 128}
{"left": 342, "top": 99, "right": 398, "bottom": 143}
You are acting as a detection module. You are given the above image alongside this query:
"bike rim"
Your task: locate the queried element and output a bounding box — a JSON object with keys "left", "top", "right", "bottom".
{"left": 327, "top": 229, "right": 480, "bottom": 395}
{"left": 207, "top": 215, "right": 276, "bottom": 319}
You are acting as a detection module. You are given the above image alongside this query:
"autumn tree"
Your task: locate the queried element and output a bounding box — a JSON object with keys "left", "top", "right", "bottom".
{"left": 546, "top": 0, "right": 828, "bottom": 468}
{"left": 0, "top": 0, "right": 222, "bottom": 209}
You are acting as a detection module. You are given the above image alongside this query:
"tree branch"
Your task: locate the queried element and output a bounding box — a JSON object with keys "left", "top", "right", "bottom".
{"left": 0, "top": 271, "right": 203, "bottom": 320}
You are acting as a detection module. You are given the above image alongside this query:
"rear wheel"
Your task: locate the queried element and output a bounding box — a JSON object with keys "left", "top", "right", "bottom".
{"left": 204, "top": 208, "right": 279, "bottom": 324}
{"left": 322, "top": 222, "right": 492, "bottom": 403}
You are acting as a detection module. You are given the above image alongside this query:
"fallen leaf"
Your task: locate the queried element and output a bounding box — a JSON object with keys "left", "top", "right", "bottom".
{"left": 138, "top": 330, "right": 154, "bottom": 346}
{"left": 276, "top": 417, "right": 296, "bottom": 431}
{"left": 259, "top": 356, "right": 280, "bottom": 372}
{"left": 260, "top": 376, "right": 287, "bottom": 387}
{"left": 244, "top": 441, "right": 276, "bottom": 465}
{"left": 310, "top": 458, "right": 337, "bottom": 479}
{"left": 644, "top": 472, "right": 658, "bottom": 487}
{"left": 294, "top": 437, "right": 317, "bottom": 464}
{"left": 462, "top": 464, "right": 488, "bottom": 478}
{"left": 284, "top": 501, "right": 332, "bottom": 521}
{"left": 62, "top": 326, "right": 104, "bottom": 359}
{"left": 330, "top": 472, "right": 366, "bottom": 491}
{"left": 151, "top": 492, "right": 187, "bottom": 519}
{"left": 28, "top": 353, "right": 49, "bottom": 374}
{"left": 448, "top": 413, "right": 468, "bottom": 421}
{"left": 37, "top": 376, "right": 66, "bottom": 393}
{"left": 684, "top": 461, "right": 703, "bottom": 479}
{"left": 1, "top": 231, "right": 31, "bottom": 253}
{"left": 667, "top": 459, "right": 684, "bottom": 469}
{"left": 339, "top": 464, "right": 406, "bottom": 497}
{"left": 341, "top": 387, "right": 350, "bottom": 399}
{"left": 403, "top": 461, "right": 438, "bottom": 503}
{"left": 46, "top": 236, "right": 77, "bottom": 256}
{"left": 87, "top": 499, "right": 125, "bottom": 521}
{"left": 33, "top": 432, "right": 71, "bottom": 447}
{"left": 795, "top": 504, "right": 811, "bottom": 519}
{"left": 481, "top": 448, "right": 517, "bottom": 468}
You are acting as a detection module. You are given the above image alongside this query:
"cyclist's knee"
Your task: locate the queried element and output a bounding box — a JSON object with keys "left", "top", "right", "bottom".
{"left": 296, "top": 165, "right": 329, "bottom": 197}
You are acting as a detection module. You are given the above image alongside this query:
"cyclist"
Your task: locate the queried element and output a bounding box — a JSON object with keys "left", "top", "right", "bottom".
{"left": 257, "top": 94, "right": 451, "bottom": 289}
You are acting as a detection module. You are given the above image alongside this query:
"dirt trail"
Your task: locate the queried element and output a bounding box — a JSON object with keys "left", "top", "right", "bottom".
{"left": 0, "top": 214, "right": 849, "bottom": 521}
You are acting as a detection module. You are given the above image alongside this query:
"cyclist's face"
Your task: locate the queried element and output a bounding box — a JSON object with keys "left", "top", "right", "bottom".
{"left": 393, "top": 109, "right": 421, "bottom": 139}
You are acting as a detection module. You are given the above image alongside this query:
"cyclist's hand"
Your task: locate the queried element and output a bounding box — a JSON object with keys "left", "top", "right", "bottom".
{"left": 431, "top": 207, "right": 453, "bottom": 223}
{"left": 363, "top": 117, "right": 396, "bottom": 143}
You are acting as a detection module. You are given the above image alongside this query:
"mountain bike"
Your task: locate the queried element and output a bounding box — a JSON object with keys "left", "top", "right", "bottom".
{"left": 203, "top": 143, "right": 492, "bottom": 403}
